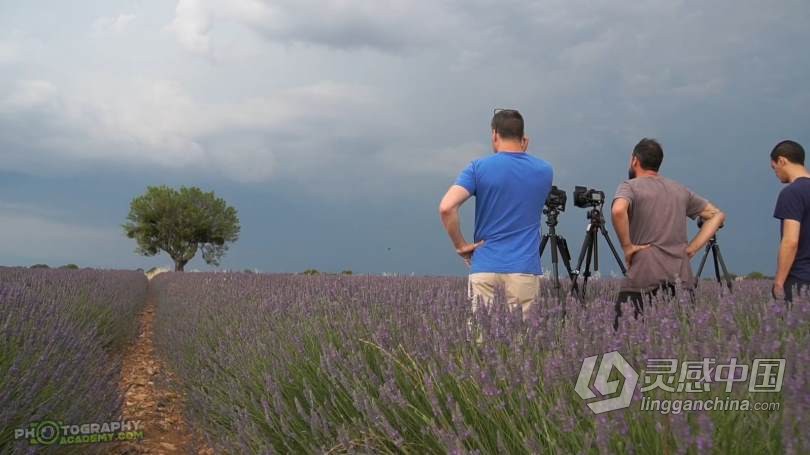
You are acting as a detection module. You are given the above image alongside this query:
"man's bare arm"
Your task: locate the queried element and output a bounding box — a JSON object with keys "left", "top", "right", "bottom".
{"left": 439, "top": 185, "right": 484, "bottom": 266}
{"left": 775, "top": 219, "right": 801, "bottom": 289}
{"left": 611, "top": 198, "right": 632, "bottom": 247}
{"left": 612, "top": 197, "right": 649, "bottom": 266}
{"left": 686, "top": 203, "right": 725, "bottom": 257}
{"left": 439, "top": 185, "right": 471, "bottom": 248}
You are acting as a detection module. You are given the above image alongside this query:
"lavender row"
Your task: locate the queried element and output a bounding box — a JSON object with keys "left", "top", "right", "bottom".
{"left": 0, "top": 267, "right": 148, "bottom": 454}
{"left": 152, "top": 273, "right": 809, "bottom": 454}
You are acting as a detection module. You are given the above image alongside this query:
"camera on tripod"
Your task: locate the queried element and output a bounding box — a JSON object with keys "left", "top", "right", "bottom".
{"left": 539, "top": 184, "right": 626, "bottom": 305}
{"left": 545, "top": 186, "right": 567, "bottom": 212}
{"left": 573, "top": 186, "right": 605, "bottom": 208}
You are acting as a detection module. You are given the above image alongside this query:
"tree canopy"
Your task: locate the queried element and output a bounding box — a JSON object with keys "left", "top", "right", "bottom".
{"left": 123, "top": 186, "right": 240, "bottom": 271}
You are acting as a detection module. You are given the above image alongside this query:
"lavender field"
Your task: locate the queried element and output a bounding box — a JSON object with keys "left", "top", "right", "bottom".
{"left": 151, "top": 272, "right": 809, "bottom": 454}
{"left": 0, "top": 267, "right": 148, "bottom": 454}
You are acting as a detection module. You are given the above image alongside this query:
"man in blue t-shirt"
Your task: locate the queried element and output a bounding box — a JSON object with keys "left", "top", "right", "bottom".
{"left": 771, "top": 140, "right": 810, "bottom": 301}
{"left": 439, "top": 109, "right": 553, "bottom": 318}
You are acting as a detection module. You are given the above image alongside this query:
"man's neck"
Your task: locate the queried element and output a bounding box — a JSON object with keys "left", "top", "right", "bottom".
{"left": 496, "top": 141, "right": 525, "bottom": 153}
{"left": 788, "top": 166, "right": 810, "bottom": 183}
{"left": 636, "top": 169, "right": 659, "bottom": 178}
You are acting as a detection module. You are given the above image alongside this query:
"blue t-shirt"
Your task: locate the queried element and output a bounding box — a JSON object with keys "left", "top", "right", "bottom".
{"left": 454, "top": 152, "right": 553, "bottom": 274}
{"left": 774, "top": 176, "right": 810, "bottom": 281}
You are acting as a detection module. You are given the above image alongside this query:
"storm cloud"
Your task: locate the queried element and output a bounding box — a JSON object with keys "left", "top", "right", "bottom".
{"left": 0, "top": 0, "right": 808, "bottom": 275}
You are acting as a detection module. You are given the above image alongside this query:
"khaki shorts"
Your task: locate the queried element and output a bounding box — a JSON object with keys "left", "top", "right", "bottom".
{"left": 467, "top": 272, "right": 541, "bottom": 318}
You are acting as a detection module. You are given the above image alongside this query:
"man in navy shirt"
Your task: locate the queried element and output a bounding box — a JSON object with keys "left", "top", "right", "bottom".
{"left": 771, "top": 140, "right": 810, "bottom": 301}
{"left": 439, "top": 109, "right": 553, "bottom": 318}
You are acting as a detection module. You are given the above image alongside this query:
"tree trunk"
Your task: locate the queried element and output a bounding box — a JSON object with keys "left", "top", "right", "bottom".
{"left": 174, "top": 259, "right": 187, "bottom": 272}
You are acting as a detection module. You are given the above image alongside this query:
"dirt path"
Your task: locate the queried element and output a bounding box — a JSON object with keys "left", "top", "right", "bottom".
{"left": 114, "top": 286, "right": 213, "bottom": 455}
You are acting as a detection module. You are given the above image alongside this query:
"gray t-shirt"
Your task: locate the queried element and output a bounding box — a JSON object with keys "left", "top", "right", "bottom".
{"left": 613, "top": 176, "right": 708, "bottom": 292}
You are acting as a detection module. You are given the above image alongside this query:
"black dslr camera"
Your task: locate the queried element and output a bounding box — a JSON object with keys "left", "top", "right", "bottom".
{"left": 545, "top": 186, "right": 567, "bottom": 212}
{"left": 573, "top": 186, "right": 605, "bottom": 208}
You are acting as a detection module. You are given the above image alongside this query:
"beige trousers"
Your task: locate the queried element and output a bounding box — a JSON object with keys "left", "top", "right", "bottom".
{"left": 467, "top": 272, "right": 540, "bottom": 319}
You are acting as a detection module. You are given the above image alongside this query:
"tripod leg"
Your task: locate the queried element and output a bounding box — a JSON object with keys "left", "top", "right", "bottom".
{"left": 713, "top": 243, "right": 734, "bottom": 292}
{"left": 695, "top": 242, "right": 712, "bottom": 281}
{"left": 557, "top": 237, "right": 579, "bottom": 294}
{"left": 552, "top": 239, "right": 573, "bottom": 317}
{"left": 599, "top": 225, "right": 628, "bottom": 275}
{"left": 550, "top": 234, "right": 561, "bottom": 297}
{"left": 711, "top": 244, "right": 722, "bottom": 284}
{"left": 539, "top": 234, "right": 549, "bottom": 257}
{"left": 581, "top": 231, "right": 595, "bottom": 298}
{"left": 549, "top": 236, "right": 567, "bottom": 318}
{"left": 574, "top": 231, "right": 591, "bottom": 280}
{"left": 572, "top": 229, "right": 592, "bottom": 297}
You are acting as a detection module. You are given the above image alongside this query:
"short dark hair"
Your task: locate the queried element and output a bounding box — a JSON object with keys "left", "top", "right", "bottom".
{"left": 632, "top": 138, "right": 664, "bottom": 171}
{"left": 771, "top": 140, "right": 805, "bottom": 165}
{"left": 491, "top": 109, "right": 524, "bottom": 141}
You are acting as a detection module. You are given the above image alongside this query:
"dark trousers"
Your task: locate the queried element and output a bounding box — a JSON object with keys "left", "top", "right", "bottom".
{"left": 614, "top": 282, "right": 678, "bottom": 331}
{"left": 784, "top": 276, "right": 810, "bottom": 302}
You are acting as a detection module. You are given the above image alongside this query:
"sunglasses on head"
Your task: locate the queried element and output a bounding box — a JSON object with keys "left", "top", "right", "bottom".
{"left": 493, "top": 108, "right": 518, "bottom": 115}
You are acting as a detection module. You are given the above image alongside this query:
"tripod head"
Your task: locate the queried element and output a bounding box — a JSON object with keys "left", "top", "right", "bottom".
{"left": 585, "top": 204, "right": 606, "bottom": 223}
{"left": 696, "top": 217, "right": 725, "bottom": 244}
{"left": 697, "top": 218, "right": 724, "bottom": 229}
{"left": 542, "top": 206, "right": 561, "bottom": 226}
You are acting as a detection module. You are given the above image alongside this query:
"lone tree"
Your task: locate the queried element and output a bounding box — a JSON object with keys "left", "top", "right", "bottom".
{"left": 123, "top": 185, "right": 240, "bottom": 272}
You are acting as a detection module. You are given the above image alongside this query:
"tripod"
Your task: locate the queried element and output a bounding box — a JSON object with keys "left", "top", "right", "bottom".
{"left": 573, "top": 204, "right": 627, "bottom": 298}
{"left": 695, "top": 221, "right": 733, "bottom": 291}
{"left": 539, "top": 205, "right": 578, "bottom": 307}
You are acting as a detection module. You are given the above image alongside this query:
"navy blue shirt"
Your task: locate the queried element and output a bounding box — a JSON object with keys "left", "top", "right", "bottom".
{"left": 774, "top": 177, "right": 810, "bottom": 281}
{"left": 454, "top": 152, "right": 553, "bottom": 274}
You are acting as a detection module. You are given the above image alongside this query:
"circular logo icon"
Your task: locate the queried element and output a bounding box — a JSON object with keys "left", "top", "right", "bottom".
{"left": 35, "top": 421, "right": 61, "bottom": 445}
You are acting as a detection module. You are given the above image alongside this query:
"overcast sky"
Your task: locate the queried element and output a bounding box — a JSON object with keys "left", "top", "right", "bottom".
{"left": 1, "top": 0, "right": 809, "bottom": 275}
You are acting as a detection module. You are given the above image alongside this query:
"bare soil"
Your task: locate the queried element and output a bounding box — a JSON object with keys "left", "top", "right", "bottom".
{"left": 112, "top": 288, "right": 214, "bottom": 455}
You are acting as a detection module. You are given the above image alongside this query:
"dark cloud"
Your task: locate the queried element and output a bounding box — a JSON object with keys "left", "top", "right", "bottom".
{"left": 0, "top": 1, "right": 809, "bottom": 274}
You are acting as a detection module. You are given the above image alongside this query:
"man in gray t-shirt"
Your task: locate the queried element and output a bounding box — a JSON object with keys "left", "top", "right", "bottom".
{"left": 611, "top": 138, "right": 726, "bottom": 329}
